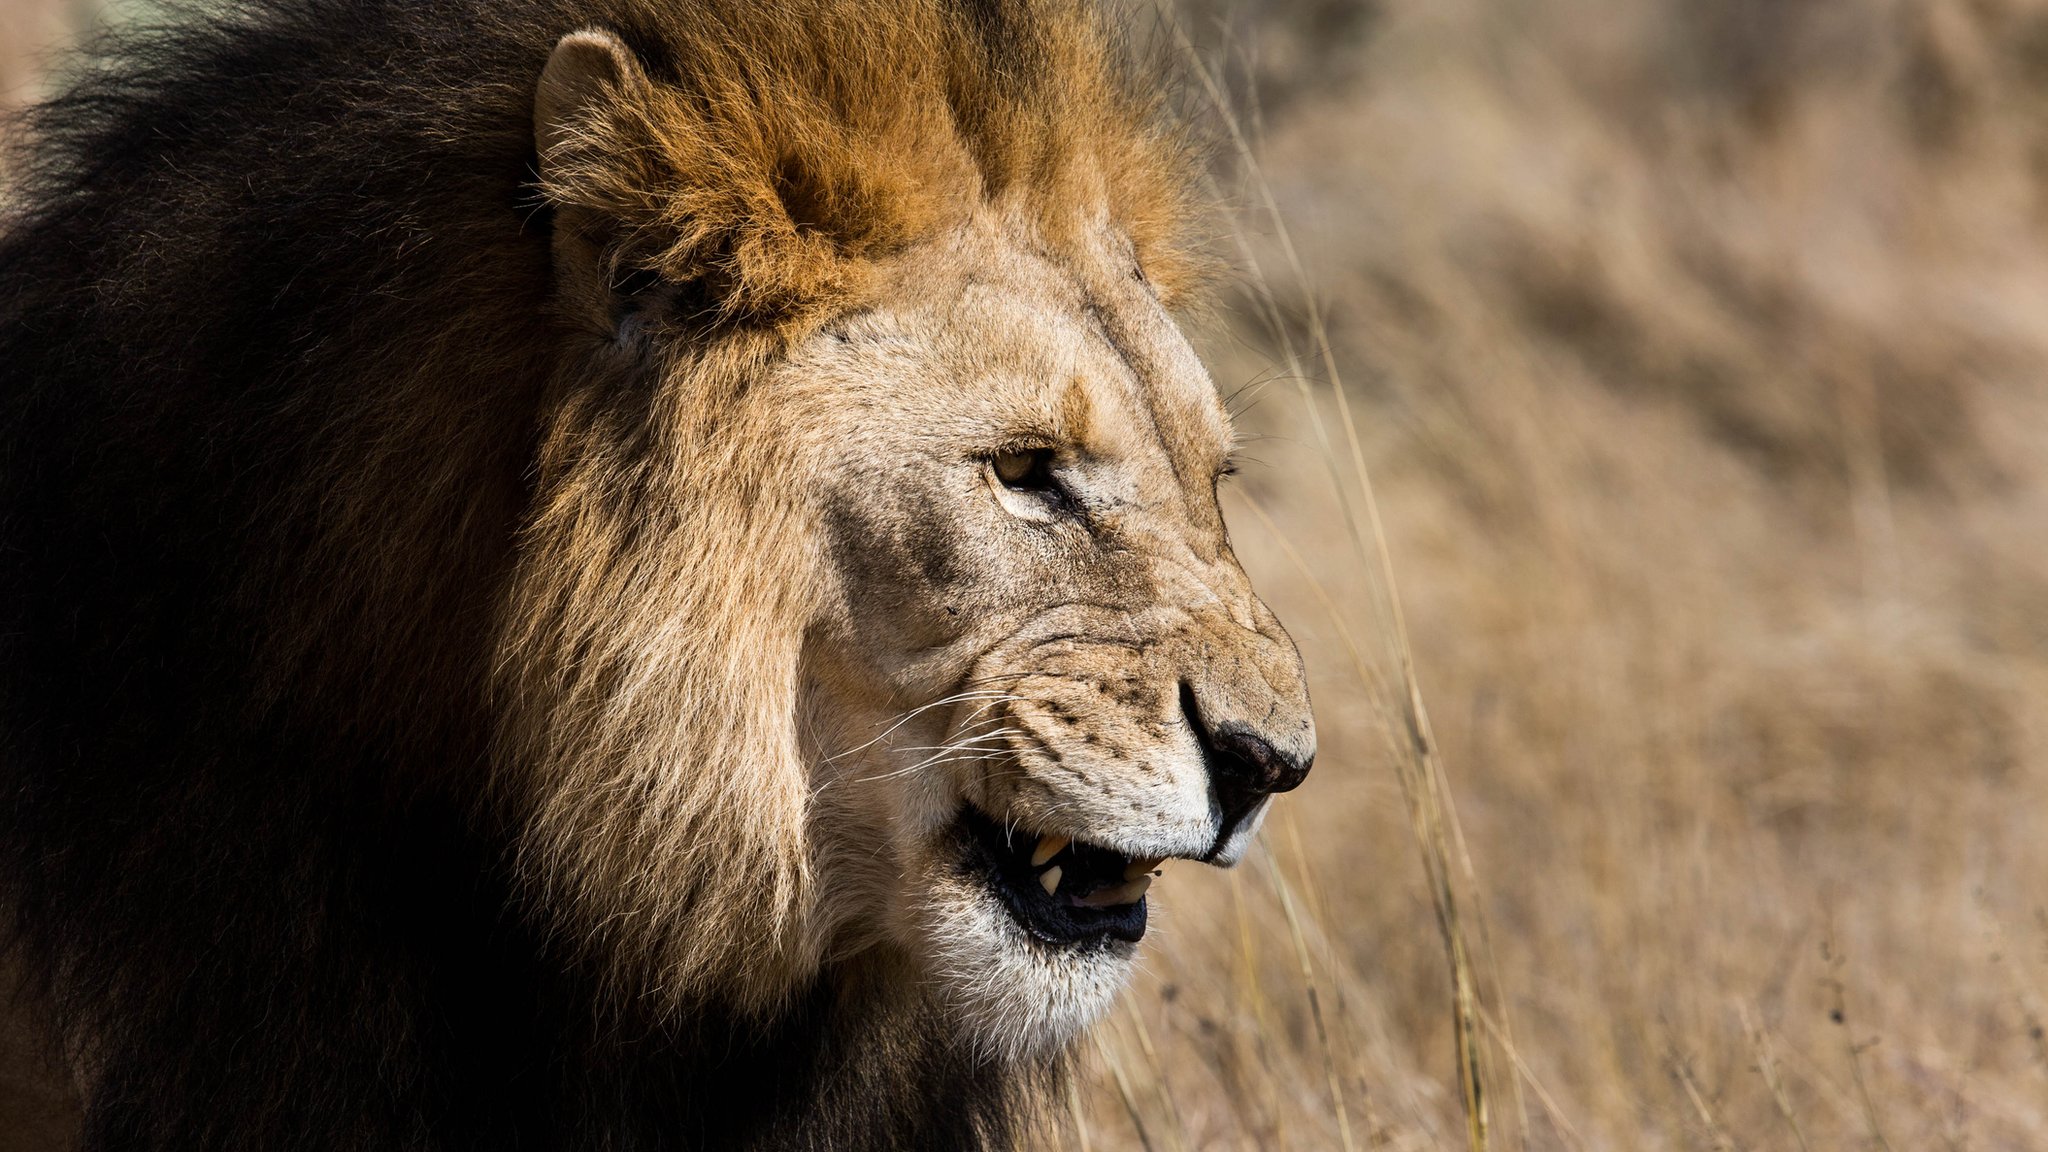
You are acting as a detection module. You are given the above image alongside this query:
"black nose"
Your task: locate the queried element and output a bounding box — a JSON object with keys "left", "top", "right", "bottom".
{"left": 1182, "top": 685, "right": 1313, "bottom": 850}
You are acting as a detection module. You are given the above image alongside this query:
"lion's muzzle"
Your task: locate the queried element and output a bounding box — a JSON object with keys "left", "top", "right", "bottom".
{"left": 953, "top": 591, "right": 1315, "bottom": 899}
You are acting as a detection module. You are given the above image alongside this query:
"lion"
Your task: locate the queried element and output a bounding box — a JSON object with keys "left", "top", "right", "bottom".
{"left": 0, "top": 0, "right": 1315, "bottom": 1148}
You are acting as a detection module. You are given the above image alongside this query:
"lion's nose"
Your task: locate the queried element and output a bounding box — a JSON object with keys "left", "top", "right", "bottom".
{"left": 1210, "top": 725, "right": 1312, "bottom": 793}
{"left": 1180, "top": 684, "right": 1314, "bottom": 851}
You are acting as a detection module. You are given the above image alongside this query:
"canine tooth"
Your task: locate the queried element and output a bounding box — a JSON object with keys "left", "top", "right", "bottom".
{"left": 1125, "top": 857, "right": 1164, "bottom": 880}
{"left": 1038, "top": 865, "right": 1062, "bottom": 895}
{"left": 1030, "top": 834, "right": 1070, "bottom": 867}
{"left": 1077, "top": 875, "right": 1152, "bottom": 908}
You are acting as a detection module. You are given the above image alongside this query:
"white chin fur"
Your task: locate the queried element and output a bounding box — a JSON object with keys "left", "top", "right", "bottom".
{"left": 916, "top": 868, "right": 1134, "bottom": 1062}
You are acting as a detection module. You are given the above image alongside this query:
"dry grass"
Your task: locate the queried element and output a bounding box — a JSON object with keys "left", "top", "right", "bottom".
{"left": 1064, "top": 1, "right": 2048, "bottom": 1148}
{"left": 9, "top": 1, "right": 2048, "bottom": 1148}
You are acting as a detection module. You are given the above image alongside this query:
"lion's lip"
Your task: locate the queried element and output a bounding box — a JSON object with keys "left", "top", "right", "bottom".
{"left": 956, "top": 807, "right": 1162, "bottom": 946}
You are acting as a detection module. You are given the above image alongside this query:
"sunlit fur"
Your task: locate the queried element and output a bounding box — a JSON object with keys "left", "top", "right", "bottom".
{"left": 0, "top": 0, "right": 1309, "bottom": 1147}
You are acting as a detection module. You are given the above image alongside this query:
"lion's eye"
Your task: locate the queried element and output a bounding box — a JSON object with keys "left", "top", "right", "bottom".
{"left": 992, "top": 448, "right": 1056, "bottom": 491}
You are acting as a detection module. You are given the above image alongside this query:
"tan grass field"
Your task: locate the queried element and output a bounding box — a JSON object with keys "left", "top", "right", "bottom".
{"left": 7, "top": 1, "right": 2048, "bottom": 1149}
{"left": 1076, "top": 2, "right": 2048, "bottom": 1148}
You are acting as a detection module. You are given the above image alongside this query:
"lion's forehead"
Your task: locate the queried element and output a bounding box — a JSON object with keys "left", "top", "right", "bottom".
{"left": 927, "top": 236, "right": 1232, "bottom": 481}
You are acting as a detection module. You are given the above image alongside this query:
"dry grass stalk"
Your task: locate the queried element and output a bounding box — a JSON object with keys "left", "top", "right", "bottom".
{"left": 1176, "top": 27, "right": 1496, "bottom": 1152}
{"left": 1473, "top": 1007, "right": 1585, "bottom": 1152}
{"left": 1092, "top": 1028, "right": 1160, "bottom": 1152}
{"left": 1666, "top": 1036, "right": 1742, "bottom": 1152}
{"left": 1278, "top": 808, "right": 1388, "bottom": 1146}
{"left": 1739, "top": 1004, "right": 1814, "bottom": 1152}
{"left": 1121, "top": 1005, "right": 1193, "bottom": 1152}
{"left": 1260, "top": 846, "right": 1356, "bottom": 1151}
{"left": 1227, "top": 867, "right": 1289, "bottom": 1147}
{"left": 1980, "top": 904, "right": 2048, "bottom": 1081}
{"left": 1822, "top": 932, "right": 1896, "bottom": 1152}
{"left": 1832, "top": 355, "right": 1902, "bottom": 609}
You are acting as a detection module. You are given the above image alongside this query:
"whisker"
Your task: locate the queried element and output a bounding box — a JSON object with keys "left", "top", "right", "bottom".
{"left": 850, "top": 728, "right": 1024, "bottom": 783}
{"left": 822, "top": 690, "right": 1025, "bottom": 762}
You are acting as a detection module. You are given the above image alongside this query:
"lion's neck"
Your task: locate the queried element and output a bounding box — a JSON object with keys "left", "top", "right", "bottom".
{"left": 556, "top": 959, "right": 1046, "bottom": 1150}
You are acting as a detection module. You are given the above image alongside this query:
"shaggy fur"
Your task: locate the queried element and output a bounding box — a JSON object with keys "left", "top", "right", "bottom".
{"left": 0, "top": 1, "right": 1310, "bottom": 1148}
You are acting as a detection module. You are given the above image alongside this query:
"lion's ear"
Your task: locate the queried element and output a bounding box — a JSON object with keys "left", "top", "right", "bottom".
{"left": 534, "top": 23, "right": 936, "bottom": 334}
{"left": 535, "top": 30, "right": 642, "bottom": 164}
{"left": 535, "top": 29, "right": 657, "bottom": 337}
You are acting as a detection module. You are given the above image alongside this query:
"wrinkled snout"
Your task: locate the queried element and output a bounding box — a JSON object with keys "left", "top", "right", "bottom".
{"left": 965, "top": 586, "right": 1315, "bottom": 864}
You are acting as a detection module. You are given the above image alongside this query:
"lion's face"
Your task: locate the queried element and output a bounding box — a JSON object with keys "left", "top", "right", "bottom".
{"left": 511, "top": 22, "right": 1311, "bottom": 1060}
{"left": 783, "top": 217, "right": 1315, "bottom": 1056}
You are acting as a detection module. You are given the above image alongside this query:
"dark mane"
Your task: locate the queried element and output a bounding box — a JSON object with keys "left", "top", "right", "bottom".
{"left": 0, "top": 1, "right": 1190, "bottom": 1146}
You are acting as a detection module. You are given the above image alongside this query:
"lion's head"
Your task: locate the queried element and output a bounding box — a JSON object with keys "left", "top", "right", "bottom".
{"left": 495, "top": 1, "right": 1313, "bottom": 1060}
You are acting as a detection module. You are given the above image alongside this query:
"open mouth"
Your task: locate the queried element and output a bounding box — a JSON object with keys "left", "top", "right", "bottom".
{"left": 957, "top": 806, "right": 1163, "bottom": 946}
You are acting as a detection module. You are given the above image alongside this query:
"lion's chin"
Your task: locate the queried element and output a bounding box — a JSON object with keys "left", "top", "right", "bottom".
{"left": 916, "top": 876, "right": 1136, "bottom": 1064}
{"left": 907, "top": 807, "right": 1159, "bottom": 1061}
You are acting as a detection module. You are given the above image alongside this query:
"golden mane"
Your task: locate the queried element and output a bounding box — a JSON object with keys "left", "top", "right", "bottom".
{"left": 539, "top": 0, "right": 1207, "bottom": 328}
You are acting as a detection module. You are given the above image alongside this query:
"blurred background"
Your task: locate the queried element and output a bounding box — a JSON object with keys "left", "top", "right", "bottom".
{"left": 8, "top": 1, "right": 2048, "bottom": 1149}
